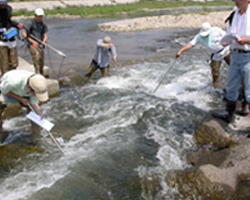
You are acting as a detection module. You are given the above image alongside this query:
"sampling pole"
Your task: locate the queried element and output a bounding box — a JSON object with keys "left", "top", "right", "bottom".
{"left": 28, "top": 103, "right": 66, "bottom": 155}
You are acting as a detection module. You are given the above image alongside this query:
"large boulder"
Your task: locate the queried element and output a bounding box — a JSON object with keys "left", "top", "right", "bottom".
{"left": 194, "top": 120, "right": 234, "bottom": 149}
{"left": 166, "top": 164, "right": 237, "bottom": 200}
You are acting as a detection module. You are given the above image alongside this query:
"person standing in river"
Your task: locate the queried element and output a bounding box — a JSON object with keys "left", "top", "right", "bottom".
{"left": 175, "top": 22, "right": 231, "bottom": 89}
{"left": 0, "top": 0, "right": 23, "bottom": 75}
{"left": 85, "top": 36, "right": 117, "bottom": 79}
{"left": 212, "top": 0, "right": 250, "bottom": 123}
{"left": 22, "top": 8, "right": 48, "bottom": 75}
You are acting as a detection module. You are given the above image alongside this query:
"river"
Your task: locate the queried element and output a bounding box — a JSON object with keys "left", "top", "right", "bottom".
{"left": 0, "top": 17, "right": 229, "bottom": 200}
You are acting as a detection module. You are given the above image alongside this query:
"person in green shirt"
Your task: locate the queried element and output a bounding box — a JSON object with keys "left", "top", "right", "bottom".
{"left": 0, "top": 69, "right": 48, "bottom": 138}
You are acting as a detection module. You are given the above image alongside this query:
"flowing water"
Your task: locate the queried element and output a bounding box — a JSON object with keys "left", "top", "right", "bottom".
{"left": 0, "top": 18, "right": 229, "bottom": 200}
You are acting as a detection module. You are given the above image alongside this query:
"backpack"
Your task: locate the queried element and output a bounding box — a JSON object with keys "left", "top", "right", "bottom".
{"left": 225, "top": 10, "right": 235, "bottom": 26}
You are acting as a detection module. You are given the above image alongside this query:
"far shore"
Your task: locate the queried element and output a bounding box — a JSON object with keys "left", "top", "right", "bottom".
{"left": 98, "top": 11, "right": 232, "bottom": 32}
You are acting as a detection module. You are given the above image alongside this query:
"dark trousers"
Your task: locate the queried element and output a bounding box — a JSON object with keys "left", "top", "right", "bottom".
{"left": 85, "top": 60, "right": 109, "bottom": 78}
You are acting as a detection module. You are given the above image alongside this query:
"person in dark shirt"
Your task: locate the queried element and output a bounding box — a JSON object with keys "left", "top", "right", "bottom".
{"left": 0, "top": 0, "right": 23, "bottom": 75}
{"left": 22, "top": 8, "right": 48, "bottom": 75}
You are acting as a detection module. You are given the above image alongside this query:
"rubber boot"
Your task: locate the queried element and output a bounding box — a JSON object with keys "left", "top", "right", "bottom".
{"left": 212, "top": 101, "right": 237, "bottom": 123}
{"left": 237, "top": 100, "right": 249, "bottom": 116}
{"left": 0, "top": 102, "right": 6, "bottom": 143}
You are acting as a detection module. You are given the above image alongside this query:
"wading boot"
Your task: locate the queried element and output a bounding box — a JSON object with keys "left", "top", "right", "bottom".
{"left": 212, "top": 101, "right": 237, "bottom": 123}
{"left": 237, "top": 100, "right": 249, "bottom": 116}
{"left": 0, "top": 102, "right": 6, "bottom": 143}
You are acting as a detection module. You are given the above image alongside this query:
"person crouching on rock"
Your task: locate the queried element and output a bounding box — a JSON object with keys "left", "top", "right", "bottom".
{"left": 0, "top": 70, "right": 48, "bottom": 136}
{"left": 85, "top": 36, "right": 117, "bottom": 79}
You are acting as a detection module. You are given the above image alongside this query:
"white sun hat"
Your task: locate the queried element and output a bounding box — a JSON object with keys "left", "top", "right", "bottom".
{"left": 199, "top": 22, "right": 211, "bottom": 37}
{"left": 35, "top": 8, "right": 45, "bottom": 16}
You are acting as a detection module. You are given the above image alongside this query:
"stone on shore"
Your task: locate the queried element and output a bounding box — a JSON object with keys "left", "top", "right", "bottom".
{"left": 194, "top": 120, "right": 234, "bottom": 149}
{"left": 164, "top": 112, "right": 250, "bottom": 199}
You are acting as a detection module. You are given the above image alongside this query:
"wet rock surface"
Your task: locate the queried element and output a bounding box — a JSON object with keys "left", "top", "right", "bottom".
{"left": 165, "top": 113, "right": 250, "bottom": 200}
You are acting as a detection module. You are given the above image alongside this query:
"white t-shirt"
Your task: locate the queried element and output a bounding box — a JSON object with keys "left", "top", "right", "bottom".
{"left": 227, "top": 6, "right": 250, "bottom": 51}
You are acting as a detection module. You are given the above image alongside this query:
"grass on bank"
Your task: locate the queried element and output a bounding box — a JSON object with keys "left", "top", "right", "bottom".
{"left": 12, "top": 0, "right": 235, "bottom": 17}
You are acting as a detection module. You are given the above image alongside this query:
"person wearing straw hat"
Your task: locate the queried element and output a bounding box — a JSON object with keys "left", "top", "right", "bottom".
{"left": 85, "top": 36, "right": 117, "bottom": 79}
{"left": 175, "top": 22, "right": 231, "bottom": 89}
{"left": 0, "top": 69, "right": 48, "bottom": 136}
{"left": 0, "top": 0, "right": 23, "bottom": 75}
{"left": 22, "top": 8, "right": 48, "bottom": 75}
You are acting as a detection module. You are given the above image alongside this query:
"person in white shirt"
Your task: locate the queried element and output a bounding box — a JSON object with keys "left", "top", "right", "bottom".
{"left": 212, "top": 0, "right": 250, "bottom": 123}
{"left": 85, "top": 36, "right": 117, "bottom": 79}
{"left": 176, "top": 22, "right": 231, "bottom": 89}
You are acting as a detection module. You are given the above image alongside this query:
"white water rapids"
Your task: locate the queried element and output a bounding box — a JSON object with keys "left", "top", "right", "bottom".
{"left": 0, "top": 55, "right": 227, "bottom": 199}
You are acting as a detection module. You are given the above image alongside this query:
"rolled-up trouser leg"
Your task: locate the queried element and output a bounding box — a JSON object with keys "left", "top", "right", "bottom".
{"left": 210, "top": 60, "right": 221, "bottom": 88}
{"left": 101, "top": 67, "right": 109, "bottom": 77}
{"left": 0, "top": 46, "right": 9, "bottom": 74}
{"left": 85, "top": 60, "right": 98, "bottom": 78}
{"left": 9, "top": 47, "right": 18, "bottom": 70}
{"left": 29, "top": 46, "right": 42, "bottom": 74}
{"left": 38, "top": 49, "right": 44, "bottom": 75}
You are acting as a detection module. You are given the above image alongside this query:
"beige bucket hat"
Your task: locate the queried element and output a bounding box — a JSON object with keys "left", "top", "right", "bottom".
{"left": 29, "top": 74, "right": 48, "bottom": 102}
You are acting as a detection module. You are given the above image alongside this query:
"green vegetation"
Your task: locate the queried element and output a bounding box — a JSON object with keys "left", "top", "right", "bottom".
{"left": 12, "top": 0, "right": 234, "bottom": 17}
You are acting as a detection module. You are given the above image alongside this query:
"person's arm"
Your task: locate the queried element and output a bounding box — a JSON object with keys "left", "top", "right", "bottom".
{"left": 6, "top": 91, "right": 29, "bottom": 106}
{"left": 42, "top": 32, "right": 48, "bottom": 46}
{"left": 237, "top": 36, "right": 250, "bottom": 45}
{"left": 101, "top": 42, "right": 113, "bottom": 49}
{"left": 30, "top": 103, "right": 43, "bottom": 118}
{"left": 26, "top": 36, "right": 39, "bottom": 49}
{"left": 175, "top": 43, "right": 193, "bottom": 58}
{"left": 111, "top": 45, "right": 117, "bottom": 61}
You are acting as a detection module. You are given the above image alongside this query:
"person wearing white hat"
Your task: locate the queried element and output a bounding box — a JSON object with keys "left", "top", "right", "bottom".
{"left": 175, "top": 22, "right": 231, "bottom": 89}
{"left": 22, "top": 8, "right": 48, "bottom": 75}
{"left": 0, "top": 0, "right": 24, "bottom": 74}
{"left": 85, "top": 36, "right": 117, "bottom": 79}
{"left": 0, "top": 70, "right": 48, "bottom": 135}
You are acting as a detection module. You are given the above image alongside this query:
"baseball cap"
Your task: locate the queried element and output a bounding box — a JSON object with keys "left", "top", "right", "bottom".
{"left": 103, "top": 36, "right": 111, "bottom": 43}
{"left": 199, "top": 22, "right": 211, "bottom": 37}
{"left": 35, "top": 8, "right": 45, "bottom": 16}
{"left": 0, "top": 0, "right": 7, "bottom": 5}
{"left": 29, "top": 74, "right": 48, "bottom": 102}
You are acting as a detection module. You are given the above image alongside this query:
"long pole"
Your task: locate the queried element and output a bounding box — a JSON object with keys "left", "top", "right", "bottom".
{"left": 153, "top": 59, "right": 176, "bottom": 93}
{"left": 28, "top": 103, "right": 66, "bottom": 155}
{"left": 29, "top": 34, "right": 66, "bottom": 58}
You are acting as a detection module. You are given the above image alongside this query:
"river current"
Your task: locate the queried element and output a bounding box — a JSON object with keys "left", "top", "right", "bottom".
{"left": 0, "top": 17, "right": 228, "bottom": 200}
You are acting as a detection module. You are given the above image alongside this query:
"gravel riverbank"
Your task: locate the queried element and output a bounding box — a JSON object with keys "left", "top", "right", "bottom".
{"left": 98, "top": 11, "right": 231, "bottom": 32}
